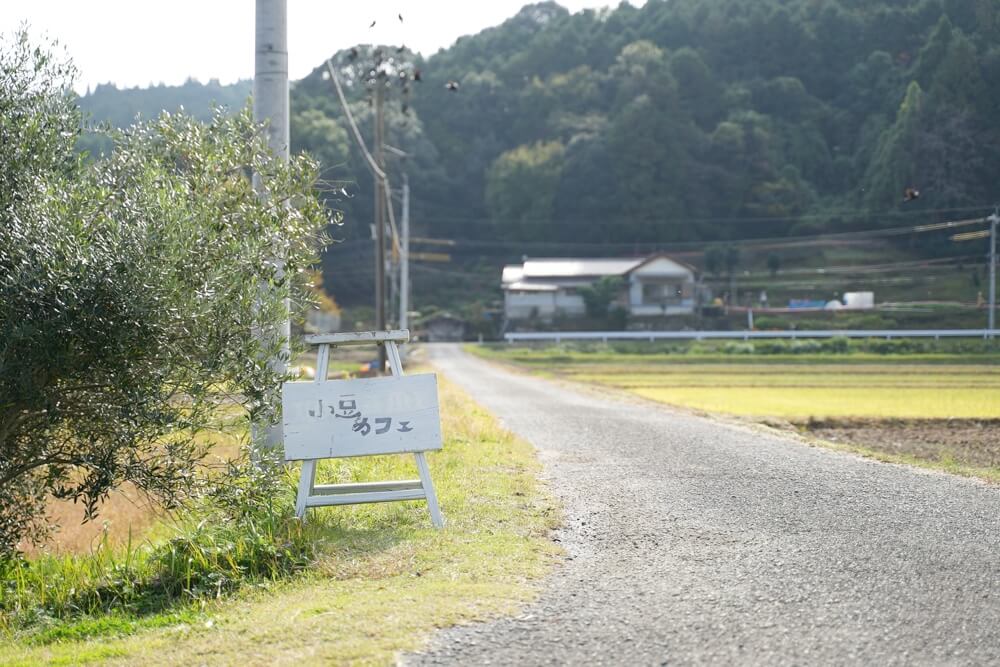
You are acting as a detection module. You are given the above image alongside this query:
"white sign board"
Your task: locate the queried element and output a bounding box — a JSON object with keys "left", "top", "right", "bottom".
{"left": 282, "top": 373, "right": 442, "bottom": 461}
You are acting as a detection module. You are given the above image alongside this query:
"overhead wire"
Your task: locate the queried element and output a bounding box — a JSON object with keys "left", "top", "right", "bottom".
{"left": 405, "top": 204, "right": 994, "bottom": 227}
{"left": 326, "top": 213, "right": 990, "bottom": 254}
{"left": 325, "top": 59, "right": 401, "bottom": 256}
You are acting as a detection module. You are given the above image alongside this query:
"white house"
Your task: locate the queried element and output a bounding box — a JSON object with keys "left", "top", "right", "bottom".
{"left": 501, "top": 254, "right": 699, "bottom": 322}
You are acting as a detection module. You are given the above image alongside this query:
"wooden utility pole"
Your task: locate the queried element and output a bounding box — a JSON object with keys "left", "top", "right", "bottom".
{"left": 325, "top": 46, "right": 419, "bottom": 371}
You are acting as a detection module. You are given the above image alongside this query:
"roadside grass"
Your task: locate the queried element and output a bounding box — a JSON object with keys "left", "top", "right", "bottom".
{"left": 0, "top": 377, "right": 560, "bottom": 665}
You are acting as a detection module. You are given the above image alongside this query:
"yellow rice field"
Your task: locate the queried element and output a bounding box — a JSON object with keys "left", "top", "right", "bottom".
{"left": 561, "top": 364, "right": 1000, "bottom": 419}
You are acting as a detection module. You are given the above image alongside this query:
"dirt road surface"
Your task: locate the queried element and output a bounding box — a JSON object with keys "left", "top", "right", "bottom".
{"left": 402, "top": 345, "right": 1000, "bottom": 666}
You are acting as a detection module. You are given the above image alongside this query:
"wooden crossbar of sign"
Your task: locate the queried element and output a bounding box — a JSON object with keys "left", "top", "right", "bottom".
{"left": 282, "top": 329, "right": 444, "bottom": 527}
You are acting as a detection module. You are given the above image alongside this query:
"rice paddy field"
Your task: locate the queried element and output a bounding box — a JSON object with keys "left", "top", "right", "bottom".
{"left": 566, "top": 364, "right": 1000, "bottom": 420}
{"left": 470, "top": 344, "right": 1000, "bottom": 480}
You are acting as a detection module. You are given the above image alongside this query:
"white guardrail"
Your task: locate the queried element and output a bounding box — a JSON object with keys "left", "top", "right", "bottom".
{"left": 505, "top": 329, "right": 1000, "bottom": 343}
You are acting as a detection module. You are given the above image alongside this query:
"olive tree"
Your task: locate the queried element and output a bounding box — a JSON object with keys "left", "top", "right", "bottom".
{"left": 0, "top": 32, "right": 328, "bottom": 553}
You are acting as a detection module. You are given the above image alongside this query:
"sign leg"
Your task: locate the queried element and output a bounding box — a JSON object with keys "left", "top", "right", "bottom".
{"left": 386, "top": 341, "right": 404, "bottom": 377}
{"left": 414, "top": 452, "right": 444, "bottom": 528}
{"left": 296, "top": 459, "right": 318, "bottom": 520}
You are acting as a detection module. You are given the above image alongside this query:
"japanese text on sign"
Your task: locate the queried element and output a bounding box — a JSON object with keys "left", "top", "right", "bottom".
{"left": 282, "top": 374, "right": 442, "bottom": 460}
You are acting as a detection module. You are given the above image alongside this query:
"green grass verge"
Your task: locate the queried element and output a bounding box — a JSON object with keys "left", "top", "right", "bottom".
{"left": 0, "top": 377, "right": 560, "bottom": 665}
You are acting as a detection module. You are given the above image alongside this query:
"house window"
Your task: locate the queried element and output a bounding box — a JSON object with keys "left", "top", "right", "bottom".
{"left": 642, "top": 282, "right": 683, "bottom": 304}
{"left": 642, "top": 283, "right": 663, "bottom": 301}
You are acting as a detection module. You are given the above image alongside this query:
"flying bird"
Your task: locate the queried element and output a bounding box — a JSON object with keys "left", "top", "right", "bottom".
{"left": 398, "top": 13, "right": 403, "bottom": 22}
{"left": 369, "top": 20, "right": 376, "bottom": 28}
{"left": 903, "top": 186, "right": 920, "bottom": 202}
{"left": 446, "top": 80, "right": 460, "bottom": 91}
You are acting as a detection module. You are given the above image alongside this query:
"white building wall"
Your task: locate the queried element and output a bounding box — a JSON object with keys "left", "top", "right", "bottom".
{"left": 629, "top": 280, "right": 643, "bottom": 308}
{"left": 506, "top": 292, "right": 559, "bottom": 319}
{"left": 624, "top": 257, "right": 697, "bottom": 316}
{"left": 554, "top": 292, "right": 585, "bottom": 315}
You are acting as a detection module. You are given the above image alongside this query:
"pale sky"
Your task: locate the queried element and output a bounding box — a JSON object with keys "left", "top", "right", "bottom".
{"left": 1, "top": 1, "right": 640, "bottom": 93}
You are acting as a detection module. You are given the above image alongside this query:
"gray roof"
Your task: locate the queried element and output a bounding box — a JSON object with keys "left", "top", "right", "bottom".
{"left": 503, "top": 255, "right": 695, "bottom": 291}
{"left": 520, "top": 258, "right": 643, "bottom": 279}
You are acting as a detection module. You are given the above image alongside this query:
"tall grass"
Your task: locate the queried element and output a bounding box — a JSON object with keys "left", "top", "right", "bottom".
{"left": 0, "top": 448, "right": 318, "bottom": 641}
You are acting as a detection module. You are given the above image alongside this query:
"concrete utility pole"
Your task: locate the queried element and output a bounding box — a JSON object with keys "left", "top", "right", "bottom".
{"left": 254, "top": 0, "right": 289, "bottom": 162}
{"left": 253, "top": 0, "right": 289, "bottom": 449}
{"left": 373, "top": 83, "right": 388, "bottom": 372}
{"left": 400, "top": 173, "right": 410, "bottom": 331}
{"left": 989, "top": 210, "right": 998, "bottom": 337}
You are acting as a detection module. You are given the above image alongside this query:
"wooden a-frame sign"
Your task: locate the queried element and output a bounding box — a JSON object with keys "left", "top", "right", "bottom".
{"left": 282, "top": 330, "right": 444, "bottom": 528}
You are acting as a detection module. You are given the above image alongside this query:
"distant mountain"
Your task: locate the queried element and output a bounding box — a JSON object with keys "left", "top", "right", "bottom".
{"left": 79, "top": 78, "right": 252, "bottom": 127}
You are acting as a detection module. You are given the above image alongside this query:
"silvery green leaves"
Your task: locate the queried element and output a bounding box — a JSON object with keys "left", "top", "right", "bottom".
{"left": 0, "top": 32, "right": 328, "bottom": 554}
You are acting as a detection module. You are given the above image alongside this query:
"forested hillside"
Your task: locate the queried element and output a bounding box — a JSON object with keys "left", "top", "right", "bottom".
{"left": 286, "top": 0, "right": 1000, "bottom": 307}
{"left": 78, "top": 79, "right": 252, "bottom": 155}
{"left": 79, "top": 1, "right": 1000, "bottom": 311}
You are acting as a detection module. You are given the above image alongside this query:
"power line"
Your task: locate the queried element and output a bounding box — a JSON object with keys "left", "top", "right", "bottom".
{"left": 327, "top": 215, "right": 989, "bottom": 253}
{"left": 713, "top": 254, "right": 986, "bottom": 280}
{"left": 406, "top": 205, "right": 994, "bottom": 227}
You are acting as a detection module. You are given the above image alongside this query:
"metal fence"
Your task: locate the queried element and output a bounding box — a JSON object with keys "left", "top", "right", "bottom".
{"left": 504, "top": 329, "right": 999, "bottom": 343}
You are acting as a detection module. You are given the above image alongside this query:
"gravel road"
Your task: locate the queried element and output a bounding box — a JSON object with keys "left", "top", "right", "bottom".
{"left": 402, "top": 345, "right": 999, "bottom": 666}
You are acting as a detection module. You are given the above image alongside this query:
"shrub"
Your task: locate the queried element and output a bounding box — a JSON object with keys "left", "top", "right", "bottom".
{"left": 0, "top": 32, "right": 328, "bottom": 553}
{"left": 722, "top": 342, "right": 755, "bottom": 354}
{"left": 823, "top": 336, "right": 851, "bottom": 354}
{"left": 859, "top": 338, "right": 929, "bottom": 354}
{"left": 579, "top": 277, "right": 625, "bottom": 321}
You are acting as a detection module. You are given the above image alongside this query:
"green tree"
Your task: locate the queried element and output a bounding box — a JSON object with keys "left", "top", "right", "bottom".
{"left": 291, "top": 108, "right": 349, "bottom": 175}
{"left": 485, "top": 140, "right": 565, "bottom": 239}
{"left": 670, "top": 47, "right": 724, "bottom": 129}
{"left": 0, "top": 33, "right": 328, "bottom": 553}
{"left": 579, "top": 276, "right": 625, "bottom": 321}
{"left": 863, "top": 81, "right": 924, "bottom": 210}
